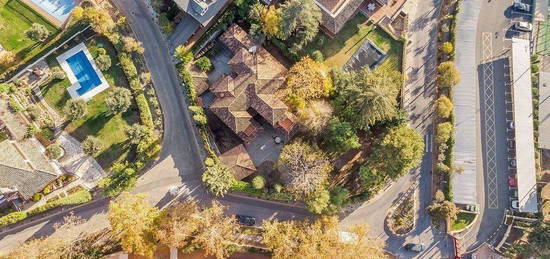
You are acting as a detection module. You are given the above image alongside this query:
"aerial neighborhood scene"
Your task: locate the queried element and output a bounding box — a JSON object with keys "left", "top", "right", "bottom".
{"left": 0, "top": 0, "right": 550, "bottom": 257}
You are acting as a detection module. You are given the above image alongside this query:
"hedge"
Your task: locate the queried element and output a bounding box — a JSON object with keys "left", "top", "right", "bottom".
{"left": 135, "top": 93, "right": 154, "bottom": 129}
{"left": 231, "top": 180, "right": 293, "bottom": 201}
{"left": 0, "top": 190, "right": 92, "bottom": 227}
{"left": 0, "top": 211, "right": 27, "bottom": 227}
{"left": 118, "top": 52, "right": 138, "bottom": 78}
{"left": 28, "top": 189, "right": 92, "bottom": 216}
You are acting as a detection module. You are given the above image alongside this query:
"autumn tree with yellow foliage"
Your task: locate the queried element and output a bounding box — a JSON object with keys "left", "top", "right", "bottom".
{"left": 262, "top": 216, "right": 386, "bottom": 259}
{"left": 249, "top": 3, "right": 282, "bottom": 39}
{"left": 284, "top": 57, "right": 333, "bottom": 110}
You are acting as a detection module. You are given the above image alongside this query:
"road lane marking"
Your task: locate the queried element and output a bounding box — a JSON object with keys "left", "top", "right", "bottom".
{"left": 482, "top": 32, "right": 499, "bottom": 209}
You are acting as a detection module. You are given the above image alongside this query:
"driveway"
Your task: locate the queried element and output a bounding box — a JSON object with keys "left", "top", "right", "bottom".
{"left": 167, "top": 15, "right": 200, "bottom": 54}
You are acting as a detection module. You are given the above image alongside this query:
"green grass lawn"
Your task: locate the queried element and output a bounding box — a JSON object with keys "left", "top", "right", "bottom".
{"left": 451, "top": 212, "right": 476, "bottom": 231}
{"left": 40, "top": 36, "right": 138, "bottom": 169}
{"left": 0, "top": 0, "right": 57, "bottom": 71}
{"left": 304, "top": 14, "right": 403, "bottom": 72}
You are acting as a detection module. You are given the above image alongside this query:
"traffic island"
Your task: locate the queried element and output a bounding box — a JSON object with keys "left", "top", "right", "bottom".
{"left": 386, "top": 188, "right": 416, "bottom": 236}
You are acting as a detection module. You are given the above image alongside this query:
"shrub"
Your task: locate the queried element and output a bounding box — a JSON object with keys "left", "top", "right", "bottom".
{"left": 252, "top": 175, "right": 266, "bottom": 190}
{"left": 306, "top": 188, "right": 330, "bottom": 214}
{"left": 159, "top": 14, "right": 173, "bottom": 34}
{"left": 106, "top": 87, "right": 132, "bottom": 114}
{"left": 311, "top": 50, "right": 324, "bottom": 62}
{"left": 121, "top": 36, "right": 144, "bottom": 54}
{"left": 42, "top": 183, "right": 54, "bottom": 195}
{"left": 45, "top": 144, "right": 63, "bottom": 159}
{"left": 193, "top": 114, "right": 207, "bottom": 125}
{"left": 118, "top": 53, "right": 138, "bottom": 78}
{"left": 27, "top": 105, "right": 42, "bottom": 121}
{"left": 28, "top": 190, "right": 92, "bottom": 216}
{"left": 174, "top": 45, "right": 193, "bottom": 64}
{"left": 437, "top": 61, "right": 460, "bottom": 88}
{"left": 82, "top": 136, "right": 103, "bottom": 156}
{"left": 32, "top": 193, "right": 43, "bottom": 202}
{"left": 202, "top": 164, "right": 235, "bottom": 196}
{"left": 196, "top": 57, "right": 212, "bottom": 72}
{"left": 50, "top": 67, "right": 66, "bottom": 80}
{"left": 274, "top": 184, "right": 283, "bottom": 193}
{"left": 64, "top": 99, "right": 87, "bottom": 121}
{"left": 436, "top": 122, "right": 453, "bottom": 144}
{"left": 8, "top": 97, "right": 23, "bottom": 112}
{"left": 439, "top": 42, "right": 453, "bottom": 54}
{"left": 0, "top": 83, "right": 14, "bottom": 95}
{"left": 532, "top": 64, "right": 540, "bottom": 74}
{"left": 204, "top": 157, "right": 215, "bottom": 167}
{"left": 25, "top": 124, "right": 40, "bottom": 138}
{"left": 0, "top": 212, "right": 28, "bottom": 227}
{"left": 126, "top": 124, "right": 152, "bottom": 145}
{"left": 95, "top": 54, "right": 112, "bottom": 71}
{"left": 130, "top": 78, "right": 143, "bottom": 91}
{"left": 0, "top": 51, "right": 16, "bottom": 67}
{"left": 136, "top": 93, "right": 154, "bottom": 128}
{"left": 436, "top": 96, "right": 453, "bottom": 118}
{"left": 25, "top": 23, "right": 50, "bottom": 42}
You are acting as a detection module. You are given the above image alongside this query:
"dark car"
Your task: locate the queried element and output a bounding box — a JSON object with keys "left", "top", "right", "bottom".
{"left": 513, "top": 2, "right": 531, "bottom": 13}
{"left": 236, "top": 215, "right": 256, "bottom": 226}
{"left": 405, "top": 243, "right": 426, "bottom": 252}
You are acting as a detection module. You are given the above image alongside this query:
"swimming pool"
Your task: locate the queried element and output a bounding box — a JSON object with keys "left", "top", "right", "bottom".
{"left": 28, "top": 0, "right": 77, "bottom": 24}
{"left": 66, "top": 50, "right": 102, "bottom": 96}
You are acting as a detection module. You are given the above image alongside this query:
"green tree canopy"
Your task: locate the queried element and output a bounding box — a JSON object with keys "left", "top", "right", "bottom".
{"left": 426, "top": 200, "right": 459, "bottom": 221}
{"left": 279, "top": 0, "right": 322, "bottom": 55}
{"left": 436, "top": 96, "right": 453, "bottom": 118}
{"left": 126, "top": 124, "right": 153, "bottom": 145}
{"left": 333, "top": 67, "right": 402, "bottom": 130}
{"left": 437, "top": 61, "right": 460, "bottom": 88}
{"left": 82, "top": 136, "right": 103, "bottom": 156}
{"left": 95, "top": 54, "right": 112, "bottom": 71}
{"left": 284, "top": 57, "right": 332, "bottom": 110}
{"left": 297, "top": 100, "right": 333, "bottom": 136}
{"left": 202, "top": 163, "right": 235, "bottom": 196}
{"left": 323, "top": 117, "right": 361, "bottom": 154}
{"left": 64, "top": 99, "right": 87, "bottom": 121}
{"left": 25, "top": 23, "right": 51, "bottom": 42}
{"left": 435, "top": 122, "right": 453, "bottom": 144}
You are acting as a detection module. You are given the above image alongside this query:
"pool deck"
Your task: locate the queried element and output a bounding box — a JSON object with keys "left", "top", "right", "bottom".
{"left": 19, "top": 0, "right": 63, "bottom": 28}
{"left": 56, "top": 42, "right": 109, "bottom": 100}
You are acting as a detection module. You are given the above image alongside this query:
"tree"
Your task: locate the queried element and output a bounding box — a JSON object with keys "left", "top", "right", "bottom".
{"left": 279, "top": 0, "right": 322, "bottom": 55}
{"left": 155, "top": 200, "right": 239, "bottom": 258}
{"left": 249, "top": 3, "right": 282, "bottom": 39}
{"left": 426, "top": 200, "right": 459, "bottom": 221}
{"left": 50, "top": 66, "right": 66, "bottom": 80}
{"left": 64, "top": 99, "right": 87, "bottom": 121}
{"left": 262, "top": 217, "right": 386, "bottom": 259}
{"left": 72, "top": 6, "right": 84, "bottom": 20}
{"left": 126, "top": 124, "right": 152, "bottom": 145}
{"left": 174, "top": 45, "right": 193, "bottom": 64}
{"left": 435, "top": 122, "right": 453, "bottom": 144}
{"left": 82, "top": 136, "right": 103, "bottom": 156}
{"left": 366, "top": 125, "right": 424, "bottom": 180}
{"left": 436, "top": 96, "right": 453, "bottom": 118}
{"left": 77, "top": 7, "right": 117, "bottom": 41}
{"left": 106, "top": 87, "right": 132, "bottom": 114}
{"left": 527, "top": 222, "right": 550, "bottom": 254}
{"left": 284, "top": 57, "right": 332, "bottom": 110}
{"left": 0, "top": 50, "right": 16, "bottom": 67}
{"left": 45, "top": 144, "right": 63, "bottom": 159}
{"left": 333, "top": 67, "right": 402, "bottom": 129}
{"left": 26, "top": 23, "right": 51, "bottom": 42}
{"left": 434, "top": 189, "right": 445, "bottom": 202}
{"left": 95, "top": 54, "right": 111, "bottom": 71}
{"left": 196, "top": 56, "right": 212, "bottom": 72}
{"left": 437, "top": 61, "right": 460, "bottom": 88}
{"left": 297, "top": 100, "right": 333, "bottom": 136}
{"left": 278, "top": 139, "right": 332, "bottom": 197}
{"left": 323, "top": 117, "right": 360, "bottom": 154}
{"left": 252, "top": 175, "right": 266, "bottom": 189}
{"left": 122, "top": 36, "right": 145, "bottom": 54}
{"left": 202, "top": 163, "right": 235, "bottom": 196}
{"left": 439, "top": 42, "right": 453, "bottom": 55}
{"left": 306, "top": 188, "right": 330, "bottom": 214}
{"left": 108, "top": 192, "right": 159, "bottom": 257}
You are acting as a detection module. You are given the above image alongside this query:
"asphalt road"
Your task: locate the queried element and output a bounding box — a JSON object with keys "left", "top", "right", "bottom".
{"left": 0, "top": 0, "right": 309, "bottom": 252}
{"left": 341, "top": 0, "right": 456, "bottom": 258}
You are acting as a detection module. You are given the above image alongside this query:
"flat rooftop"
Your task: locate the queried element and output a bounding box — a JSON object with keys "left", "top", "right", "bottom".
{"left": 511, "top": 38, "right": 538, "bottom": 213}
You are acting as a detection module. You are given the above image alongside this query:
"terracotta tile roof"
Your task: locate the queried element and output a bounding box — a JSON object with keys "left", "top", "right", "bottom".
{"left": 277, "top": 112, "right": 297, "bottom": 132}
{"left": 208, "top": 25, "right": 292, "bottom": 138}
{"left": 316, "top": 0, "right": 349, "bottom": 13}
{"left": 219, "top": 144, "right": 257, "bottom": 180}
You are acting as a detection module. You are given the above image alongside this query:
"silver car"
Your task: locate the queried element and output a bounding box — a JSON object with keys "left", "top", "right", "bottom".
{"left": 514, "top": 21, "right": 533, "bottom": 32}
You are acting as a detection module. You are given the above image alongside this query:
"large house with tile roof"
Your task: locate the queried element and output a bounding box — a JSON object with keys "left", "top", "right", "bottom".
{"left": 207, "top": 24, "right": 297, "bottom": 143}
{"left": 316, "top": 0, "right": 409, "bottom": 36}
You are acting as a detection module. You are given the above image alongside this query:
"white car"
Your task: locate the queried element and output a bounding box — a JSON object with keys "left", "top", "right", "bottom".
{"left": 511, "top": 200, "right": 520, "bottom": 210}
{"left": 514, "top": 21, "right": 533, "bottom": 32}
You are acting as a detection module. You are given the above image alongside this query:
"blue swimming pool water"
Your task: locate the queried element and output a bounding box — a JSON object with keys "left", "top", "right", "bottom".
{"left": 66, "top": 51, "right": 102, "bottom": 96}
{"left": 29, "top": 0, "right": 77, "bottom": 23}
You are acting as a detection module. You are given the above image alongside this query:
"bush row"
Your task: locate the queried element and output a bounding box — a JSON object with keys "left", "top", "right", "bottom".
{"left": 0, "top": 190, "right": 92, "bottom": 227}
{"left": 230, "top": 180, "right": 293, "bottom": 201}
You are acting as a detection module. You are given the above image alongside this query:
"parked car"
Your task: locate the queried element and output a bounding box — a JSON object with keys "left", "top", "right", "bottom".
{"left": 513, "top": 2, "right": 531, "bottom": 13}
{"left": 465, "top": 204, "right": 479, "bottom": 213}
{"left": 405, "top": 243, "right": 426, "bottom": 252}
{"left": 508, "top": 176, "right": 518, "bottom": 187}
{"left": 508, "top": 121, "right": 515, "bottom": 130}
{"left": 510, "top": 159, "right": 517, "bottom": 168}
{"left": 236, "top": 215, "right": 256, "bottom": 226}
{"left": 514, "top": 21, "right": 533, "bottom": 32}
{"left": 511, "top": 189, "right": 518, "bottom": 198}
{"left": 511, "top": 200, "right": 520, "bottom": 210}
{"left": 508, "top": 139, "right": 515, "bottom": 149}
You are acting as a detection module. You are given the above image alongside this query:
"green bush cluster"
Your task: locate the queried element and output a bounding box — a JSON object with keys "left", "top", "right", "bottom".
{"left": 136, "top": 93, "right": 154, "bottom": 128}
{"left": 28, "top": 189, "right": 92, "bottom": 216}
{"left": 8, "top": 97, "right": 23, "bottom": 112}
{"left": 0, "top": 212, "right": 27, "bottom": 227}
{"left": 118, "top": 53, "right": 138, "bottom": 78}
{"left": 230, "top": 180, "right": 293, "bottom": 201}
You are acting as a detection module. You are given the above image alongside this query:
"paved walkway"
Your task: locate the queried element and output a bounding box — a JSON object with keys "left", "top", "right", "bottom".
{"left": 57, "top": 132, "right": 104, "bottom": 189}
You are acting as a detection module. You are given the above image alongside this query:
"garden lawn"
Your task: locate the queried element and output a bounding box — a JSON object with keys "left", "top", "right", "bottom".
{"left": 451, "top": 212, "right": 476, "bottom": 231}
{"left": 305, "top": 13, "right": 403, "bottom": 72}
{"left": 39, "top": 37, "right": 138, "bottom": 169}
{"left": 0, "top": 0, "right": 57, "bottom": 71}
